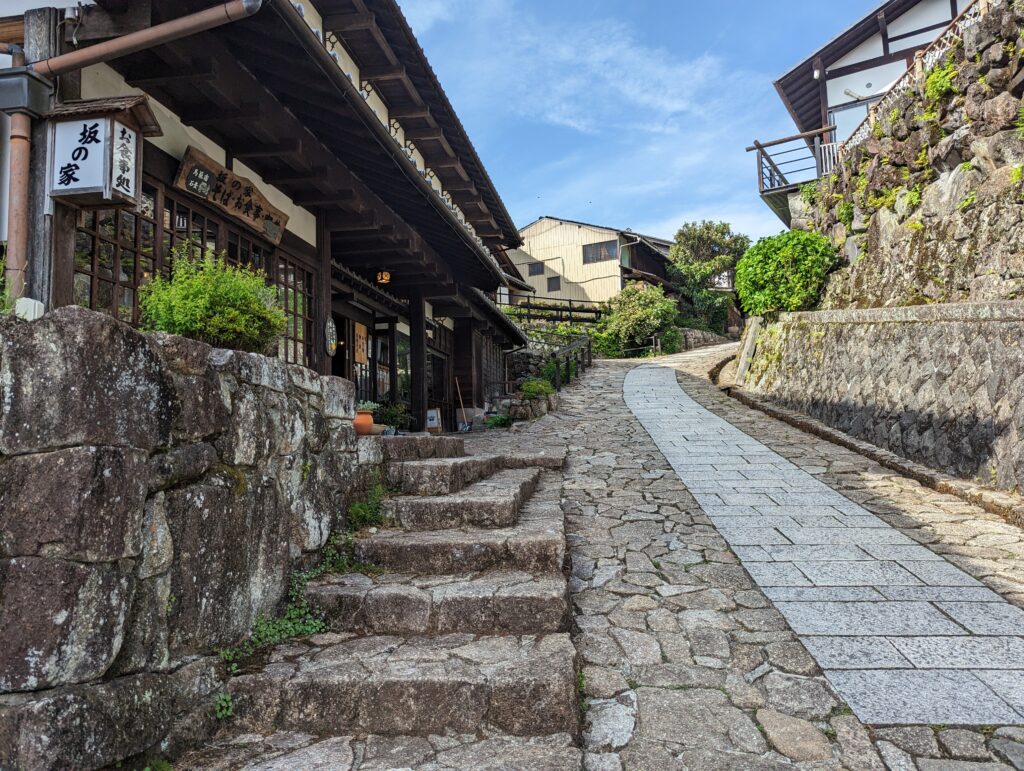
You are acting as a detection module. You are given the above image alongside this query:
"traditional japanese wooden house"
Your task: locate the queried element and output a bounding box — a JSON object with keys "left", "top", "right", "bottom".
{"left": 0, "top": 0, "right": 528, "bottom": 430}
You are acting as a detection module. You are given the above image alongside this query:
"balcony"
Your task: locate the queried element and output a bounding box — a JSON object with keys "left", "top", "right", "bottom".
{"left": 746, "top": 126, "right": 837, "bottom": 225}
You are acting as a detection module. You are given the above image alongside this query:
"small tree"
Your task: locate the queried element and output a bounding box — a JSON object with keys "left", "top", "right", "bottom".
{"left": 735, "top": 230, "right": 837, "bottom": 316}
{"left": 140, "top": 244, "right": 286, "bottom": 353}
{"left": 601, "top": 282, "right": 678, "bottom": 352}
{"left": 668, "top": 221, "right": 750, "bottom": 332}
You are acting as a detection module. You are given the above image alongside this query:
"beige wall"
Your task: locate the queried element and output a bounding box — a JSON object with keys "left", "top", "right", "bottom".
{"left": 513, "top": 219, "right": 629, "bottom": 304}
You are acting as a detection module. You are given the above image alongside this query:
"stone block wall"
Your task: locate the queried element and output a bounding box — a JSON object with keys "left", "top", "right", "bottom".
{"left": 0, "top": 307, "right": 372, "bottom": 769}
{"left": 796, "top": 2, "right": 1024, "bottom": 309}
{"left": 743, "top": 302, "right": 1024, "bottom": 491}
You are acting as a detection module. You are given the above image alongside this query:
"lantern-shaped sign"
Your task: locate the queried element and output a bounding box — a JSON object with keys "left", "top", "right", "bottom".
{"left": 47, "top": 95, "right": 161, "bottom": 208}
{"left": 376, "top": 270, "right": 392, "bottom": 285}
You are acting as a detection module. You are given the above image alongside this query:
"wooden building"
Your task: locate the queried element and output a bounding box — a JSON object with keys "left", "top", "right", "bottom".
{"left": 0, "top": 0, "right": 529, "bottom": 430}
{"left": 513, "top": 216, "right": 673, "bottom": 306}
{"left": 750, "top": 0, "right": 969, "bottom": 223}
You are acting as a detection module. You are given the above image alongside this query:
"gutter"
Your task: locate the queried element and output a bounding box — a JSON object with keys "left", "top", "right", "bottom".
{"left": 2, "top": 0, "right": 264, "bottom": 302}
{"left": 267, "top": 0, "right": 506, "bottom": 288}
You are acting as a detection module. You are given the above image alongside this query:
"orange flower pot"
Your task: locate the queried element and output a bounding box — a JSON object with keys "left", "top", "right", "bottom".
{"left": 354, "top": 410, "right": 374, "bottom": 436}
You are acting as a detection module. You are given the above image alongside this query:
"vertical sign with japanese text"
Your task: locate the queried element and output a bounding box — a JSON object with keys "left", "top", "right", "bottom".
{"left": 112, "top": 121, "right": 138, "bottom": 200}
{"left": 51, "top": 120, "right": 107, "bottom": 194}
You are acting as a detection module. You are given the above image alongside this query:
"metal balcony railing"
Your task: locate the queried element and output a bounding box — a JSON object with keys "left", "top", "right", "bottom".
{"left": 746, "top": 126, "right": 838, "bottom": 194}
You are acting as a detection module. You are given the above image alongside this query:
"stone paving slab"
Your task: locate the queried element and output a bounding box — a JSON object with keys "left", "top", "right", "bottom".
{"left": 623, "top": 361, "right": 1024, "bottom": 726}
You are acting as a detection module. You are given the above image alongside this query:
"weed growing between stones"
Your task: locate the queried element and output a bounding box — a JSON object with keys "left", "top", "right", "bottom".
{"left": 142, "top": 760, "right": 173, "bottom": 771}
{"left": 214, "top": 693, "right": 233, "bottom": 720}
{"left": 218, "top": 487, "right": 387, "bottom": 672}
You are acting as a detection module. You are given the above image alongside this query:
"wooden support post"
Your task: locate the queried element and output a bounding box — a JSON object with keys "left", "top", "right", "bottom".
{"left": 388, "top": 320, "right": 398, "bottom": 403}
{"left": 369, "top": 312, "right": 378, "bottom": 402}
{"left": 550, "top": 353, "right": 561, "bottom": 391}
{"left": 409, "top": 293, "right": 428, "bottom": 431}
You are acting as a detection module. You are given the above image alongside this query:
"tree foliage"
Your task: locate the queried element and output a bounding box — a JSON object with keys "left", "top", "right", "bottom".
{"left": 735, "top": 230, "right": 837, "bottom": 316}
{"left": 668, "top": 221, "right": 750, "bottom": 332}
{"left": 140, "top": 244, "right": 286, "bottom": 353}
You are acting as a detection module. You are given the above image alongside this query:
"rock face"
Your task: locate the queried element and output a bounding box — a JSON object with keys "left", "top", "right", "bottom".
{"left": 744, "top": 302, "right": 1024, "bottom": 491}
{"left": 794, "top": 3, "right": 1024, "bottom": 309}
{"left": 0, "top": 307, "right": 367, "bottom": 767}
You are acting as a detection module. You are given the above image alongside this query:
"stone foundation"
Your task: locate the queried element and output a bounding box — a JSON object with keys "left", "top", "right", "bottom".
{"left": 0, "top": 307, "right": 375, "bottom": 769}
{"left": 742, "top": 302, "right": 1024, "bottom": 492}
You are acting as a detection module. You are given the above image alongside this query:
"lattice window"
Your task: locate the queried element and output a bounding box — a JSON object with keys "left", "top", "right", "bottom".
{"left": 276, "top": 252, "right": 314, "bottom": 367}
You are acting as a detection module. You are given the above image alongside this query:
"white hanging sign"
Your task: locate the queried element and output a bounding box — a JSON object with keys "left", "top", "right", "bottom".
{"left": 51, "top": 119, "right": 107, "bottom": 195}
{"left": 49, "top": 116, "right": 141, "bottom": 207}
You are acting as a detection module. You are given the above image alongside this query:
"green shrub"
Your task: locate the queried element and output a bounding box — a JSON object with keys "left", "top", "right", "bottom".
{"left": 519, "top": 377, "right": 555, "bottom": 399}
{"left": 139, "top": 244, "right": 286, "bottom": 353}
{"left": 735, "top": 231, "right": 837, "bottom": 316}
{"left": 591, "top": 327, "right": 623, "bottom": 358}
{"left": 660, "top": 326, "right": 683, "bottom": 355}
{"left": 1017, "top": 101, "right": 1024, "bottom": 140}
{"left": 485, "top": 414, "right": 512, "bottom": 428}
{"left": 602, "top": 282, "right": 678, "bottom": 352}
{"left": 347, "top": 478, "right": 387, "bottom": 530}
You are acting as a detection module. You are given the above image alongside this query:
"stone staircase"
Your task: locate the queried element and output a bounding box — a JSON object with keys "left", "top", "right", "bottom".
{"left": 179, "top": 435, "right": 581, "bottom": 770}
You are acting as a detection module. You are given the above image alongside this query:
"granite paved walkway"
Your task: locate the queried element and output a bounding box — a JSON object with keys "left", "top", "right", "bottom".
{"left": 624, "top": 359, "right": 1024, "bottom": 726}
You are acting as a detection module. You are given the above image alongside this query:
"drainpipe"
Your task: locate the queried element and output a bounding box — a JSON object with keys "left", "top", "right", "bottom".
{"left": 2, "top": 0, "right": 264, "bottom": 301}
{"left": 29, "top": 0, "right": 264, "bottom": 78}
{"left": 5, "top": 46, "right": 30, "bottom": 300}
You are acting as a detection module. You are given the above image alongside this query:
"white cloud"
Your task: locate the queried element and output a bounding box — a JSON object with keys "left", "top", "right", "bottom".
{"left": 412, "top": 0, "right": 800, "bottom": 242}
{"left": 401, "top": 0, "right": 455, "bottom": 34}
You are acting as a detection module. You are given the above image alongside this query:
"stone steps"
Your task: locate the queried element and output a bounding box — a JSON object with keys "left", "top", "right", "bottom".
{"left": 380, "top": 435, "right": 465, "bottom": 462}
{"left": 176, "top": 730, "right": 583, "bottom": 769}
{"left": 305, "top": 569, "right": 570, "bottom": 636}
{"left": 353, "top": 501, "right": 565, "bottom": 574}
{"left": 385, "top": 455, "right": 504, "bottom": 496}
{"left": 382, "top": 467, "right": 541, "bottom": 530}
{"left": 226, "top": 633, "right": 579, "bottom": 738}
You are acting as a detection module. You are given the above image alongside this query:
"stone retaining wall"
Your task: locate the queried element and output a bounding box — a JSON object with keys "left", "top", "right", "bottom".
{"left": 742, "top": 302, "right": 1024, "bottom": 491}
{"left": 795, "top": 2, "right": 1024, "bottom": 309}
{"left": 0, "top": 307, "right": 373, "bottom": 769}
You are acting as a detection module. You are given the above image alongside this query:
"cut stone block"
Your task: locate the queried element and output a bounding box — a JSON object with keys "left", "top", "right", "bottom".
{"left": 307, "top": 570, "right": 570, "bottom": 636}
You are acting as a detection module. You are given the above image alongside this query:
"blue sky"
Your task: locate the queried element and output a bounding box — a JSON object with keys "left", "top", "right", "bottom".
{"left": 406, "top": 0, "right": 880, "bottom": 242}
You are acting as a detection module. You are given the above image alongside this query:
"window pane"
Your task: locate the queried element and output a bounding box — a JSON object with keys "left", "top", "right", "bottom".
{"left": 75, "top": 232, "right": 93, "bottom": 272}
{"left": 141, "top": 187, "right": 156, "bottom": 219}
{"left": 79, "top": 210, "right": 96, "bottom": 230}
{"left": 582, "top": 240, "right": 618, "bottom": 264}
{"left": 98, "top": 210, "right": 116, "bottom": 241}
{"left": 547, "top": 276, "right": 561, "bottom": 292}
{"left": 141, "top": 220, "right": 155, "bottom": 257}
{"left": 73, "top": 272, "right": 91, "bottom": 307}
{"left": 120, "top": 212, "right": 136, "bottom": 245}
{"left": 528, "top": 262, "right": 544, "bottom": 276}
{"left": 98, "top": 242, "right": 115, "bottom": 280}
{"left": 96, "top": 280, "right": 114, "bottom": 311}
{"left": 120, "top": 250, "right": 136, "bottom": 283}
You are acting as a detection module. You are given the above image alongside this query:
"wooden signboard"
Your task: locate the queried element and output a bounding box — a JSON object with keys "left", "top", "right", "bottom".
{"left": 174, "top": 146, "right": 288, "bottom": 244}
{"left": 354, "top": 323, "right": 369, "bottom": 365}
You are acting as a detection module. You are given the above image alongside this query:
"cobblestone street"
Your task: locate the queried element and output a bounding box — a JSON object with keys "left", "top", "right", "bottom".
{"left": 481, "top": 346, "right": 1024, "bottom": 769}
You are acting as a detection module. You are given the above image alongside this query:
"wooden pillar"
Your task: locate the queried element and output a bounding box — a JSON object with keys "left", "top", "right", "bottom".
{"left": 453, "top": 317, "right": 477, "bottom": 410}
{"left": 369, "top": 313, "right": 378, "bottom": 401}
{"left": 409, "top": 292, "right": 428, "bottom": 431}
{"left": 314, "top": 209, "right": 331, "bottom": 376}
{"left": 388, "top": 320, "right": 398, "bottom": 403}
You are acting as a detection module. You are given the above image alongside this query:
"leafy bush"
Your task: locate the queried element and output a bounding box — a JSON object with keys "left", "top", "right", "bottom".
{"left": 735, "top": 230, "right": 837, "bottom": 316}
{"left": 357, "top": 400, "right": 380, "bottom": 412}
{"left": 602, "top": 282, "right": 678, "bottom": 351}
{"left": 140, "top": 245, "right": 285, "bottom": 353}
{"left": 591, "top": 327, "right": 623, "bottom": 358}
{"left": 347, "top": 477, "right": 387, "bottom": 530}
{"left": 519, "top": 377, "right": 555, "bottom": 399}
{"left": 836, "top": 201, "right": 854, "bottom": 229}
{"left": 660, "top": 326, "right": 683, "bottom": 355}
{"left": 485, "top": 414, "right": 512, "bottom": 428}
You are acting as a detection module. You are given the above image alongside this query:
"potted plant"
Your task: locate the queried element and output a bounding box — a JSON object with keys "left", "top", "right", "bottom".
{"left": 354, "top": 400, "right": 379, "bottom": 436}
{"left": 374, "top": 400, "right": 412, "bottom": 435}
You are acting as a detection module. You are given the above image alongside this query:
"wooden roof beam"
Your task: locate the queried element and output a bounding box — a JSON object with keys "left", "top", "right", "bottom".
{"left": 261, "top": 166, "right": 329, "bottom": 185}
{"left": 404, "top": 125, "right": 445, "bottom": 141}
{"left": 323, "top": 12, "right": 377, "bottom": 32}
{"left": 361, "top": 64, "right": 407, "bottom": 82}
{"left": 181, "top": 101, "right": 260, "bottom": 127}
{"left": 390, "top": 105, "right": 431, "bottom": 121}
{"left": 232, "top": 139, "right": 301, "bottom": 160}
{"left": 127, "top": 58, "right": 215, "bottom": 87}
